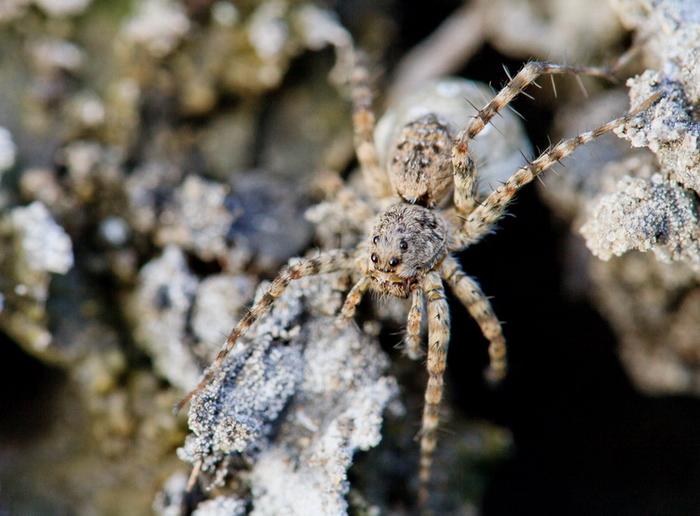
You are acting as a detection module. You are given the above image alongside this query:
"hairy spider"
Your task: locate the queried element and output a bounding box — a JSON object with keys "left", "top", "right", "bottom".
{"left": 177, "top": 50, "right": 658, "bottom": 503}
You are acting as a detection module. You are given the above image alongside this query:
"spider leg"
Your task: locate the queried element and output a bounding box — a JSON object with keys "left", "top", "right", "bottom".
{"left": 175, "top": 249, "right": 355, "bottom": 413}
{"left": 313, "top": 170, "right": 375, "bottom": 226}
{"left": 461, "top": 61, "right": 611, "bottom": 144}
{"left": 440, "top": 255, "right": 506, "bottom": 381}
{"left": 351, "top": 50, "right": 394, "bottom": 199}
{"left": 451, "top": 61, "right": 612, "bottom": 217}
{"left": 451, "top": 133, "right": 480, "bottom": 216}
{"left": 418, "top": 270, "right": 450, "bottom": 506}
{"left": 405, "top": 283, "right": 425, "bottom": 360}
{"left": 452, "top": 93, "right": 660, "bottom": 249}
{"left": 337, "top": 275, "right": 371, "bottom": 327}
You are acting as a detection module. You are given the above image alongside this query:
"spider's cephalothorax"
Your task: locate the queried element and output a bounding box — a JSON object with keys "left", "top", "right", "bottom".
{"left": 367, "top": 204, "right": 447, "bottom": 298}
{"left": 177, "top": 49, "right": 658, "bottom": 507}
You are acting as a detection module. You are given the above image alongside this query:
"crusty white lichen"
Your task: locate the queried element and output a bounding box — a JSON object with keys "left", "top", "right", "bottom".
{"left": 540, "top": 0, "right": 700, "bottom": 396}
{"left": 121, "top": 0, "right": 190, "bottom": 58}
{"left": 178, "top": 274, "right": 399, "bottom": 515}
{"left": 130, "top": 245, "right": 257, "bottom": 391}
{"left": 0, "top": 201, "right": 74, "bottom": 354}
{"left": 621, "top": 71, "right": 700, "bottom": 195}
{"left": 580, "top": 173, "right": 700, "bottom": 268}
{"left": 155, "top": 176, "right": 235, "bottom": 263}
{"left": 10, "top": 201, "right": 74, "bottom": 275}
{"left": 579, "top": 0, "right": 700, "bottom": 268}
{"left": 191, "top": 274, "right": 256, "bottom": 355}
{"left": 130, "top": 245, "right": 202, "bottom": 391}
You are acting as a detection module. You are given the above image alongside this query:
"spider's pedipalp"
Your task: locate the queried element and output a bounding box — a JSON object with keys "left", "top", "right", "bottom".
{"left": 452, "top": 93, "right": 660, "bottom": 249}
{"left": 175, "top": 249, "right": 354, "bottom": 413}
{"left": 440, "top": 255, "right": 506, "bottom": 381}
{"left": 418, "top": 270, "right": 450, "bottom": 505}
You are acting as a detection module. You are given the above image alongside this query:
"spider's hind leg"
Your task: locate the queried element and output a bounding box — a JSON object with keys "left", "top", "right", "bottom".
{"left": 452, "top": 92, "right": 660, "bottom": 248}
{"left": 350, "top": 51, "right": 393, "bottom": 199}
{"left": 451, "top": 61, "right": 612, "bottom": 217}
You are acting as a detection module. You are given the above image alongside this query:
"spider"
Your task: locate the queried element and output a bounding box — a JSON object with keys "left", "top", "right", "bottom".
{"left": 176, "top": 49, "right": 658, "bottom": 503}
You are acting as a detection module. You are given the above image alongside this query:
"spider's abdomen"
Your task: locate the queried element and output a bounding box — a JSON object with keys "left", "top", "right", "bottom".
{"left": 368, "top": 204, "right": 447, "bottom": 296}
{"left": 389, "top": 114, "right": 455, "bottom": 208}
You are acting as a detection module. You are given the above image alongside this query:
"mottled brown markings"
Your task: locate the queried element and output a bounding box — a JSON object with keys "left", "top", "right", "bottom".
{"left": 389, "top": 114, "right": 456, "bottom": 207}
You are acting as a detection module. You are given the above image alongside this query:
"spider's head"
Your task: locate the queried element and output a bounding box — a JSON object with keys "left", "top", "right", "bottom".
{"left": 368, "top": 204, "right": 447, "bottom": 297}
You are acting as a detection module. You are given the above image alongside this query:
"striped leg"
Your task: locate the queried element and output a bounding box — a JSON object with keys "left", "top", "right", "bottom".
{"left": 175, "top": 249, "right": 354, "bottom": 412}
{"left": 451, "top": 61, "right": 612, "bottom": 218}
{"left": 338, "top": 275, "right": 371, "bottom": 326}
{"left": 351, "top": 50, "right": 393, "bottom": 199}
{"left": 418, "top": 270, "right": 450, "bottom": 506}
{"left": 452, "top": 93, "right": 660, "bottom": 248}
{"left": 440, "top": 255, "right": 506, "bottom": 381}
{"left": 405, "top": 282, "right": 424, "bottom": 360}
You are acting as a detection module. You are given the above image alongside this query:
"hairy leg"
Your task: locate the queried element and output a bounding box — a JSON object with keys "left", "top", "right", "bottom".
{"left": 418, "top": 270, "right": 450, "bottom": 506}
{"left": 351, "top": 51, "right": 394, "bottom": 199}
{"left": 440, "top": 255, "right": 506, "bottom": 381}
{"left": 338, "top": 275, "right": 371, "bottom": 325}
{"left": 451, "top": 61, "right": 613, "bottom": 217}
{"left": 405, "top": 283, "right": 424, "bottom": 360}
{"left": 175, "top": 249, "right": 355, "bottom": 412}
{"left": 452, "top": 93, "right": 660, "bottom": 248}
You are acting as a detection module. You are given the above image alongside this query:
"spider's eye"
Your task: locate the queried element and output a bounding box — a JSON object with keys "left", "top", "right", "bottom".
{"left": 373, "top": 235, "right": 380, "bottom": 245}
{"left": 389, "top": 257, "right": 400, "bottom": 267}
{"left": 399, "top": 240, "right": 408, "bottom": 251}
{"left": 371, "top": 253, "right": 378, "bottom": 263}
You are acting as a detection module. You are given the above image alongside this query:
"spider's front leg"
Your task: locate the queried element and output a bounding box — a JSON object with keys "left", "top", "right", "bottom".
{"left": 418, "top": 270, "right": 450, "bottom": 505}
{"left": 175, "top": 249, "right": 355, "bottom": 412}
